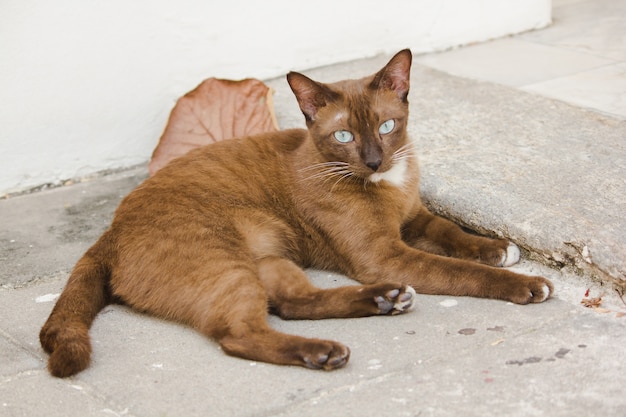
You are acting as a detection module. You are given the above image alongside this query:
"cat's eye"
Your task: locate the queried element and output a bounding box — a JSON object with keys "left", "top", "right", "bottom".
{"left": 333, "top": 130, "right": 354, "bottom": 143}
{"left": 379, "top": 119, "right": 395, "bottom": 135}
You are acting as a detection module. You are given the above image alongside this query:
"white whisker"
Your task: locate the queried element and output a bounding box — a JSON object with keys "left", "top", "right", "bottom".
{"left": 298, "top": 161, "right": 349, "bottom": 173}
{"left": 331, "top": 171, "right": 356, "bottom": 191}
{"left": 298, "top": 161, "right": 356, "bottom": 190}
{"left": 392, "top": 143, "right": 417, "bottom": 162}
{"left": 302, "top": 167, "right": 349, "bottom": 181}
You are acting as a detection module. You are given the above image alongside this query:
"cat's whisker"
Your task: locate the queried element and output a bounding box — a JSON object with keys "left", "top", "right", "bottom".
{"left": 330, "top": 171, "right": 356, "bottom": 191}
{"left": 393, "top": 149, "right": 415, "bottom": 158}
{"left": 393, "top": 152, "right": 417, "bottom": 163}
{"left": 303, "top": 166, "right": 348, "bottom": 177}
{"left": 299, "top": 161, "right": 354, "bottom": 184}
{"left": 326, "top": 169, "right": 353, "bottom": 184}
{"left": 300, "top": 167, "right": 353, "bottom": 183}
{"left": 392, "top": 144, "right": 418, "bottom": 162}
{"left": 298, "top": 162, "right": 349, "bottom": 173}
{"left": 302, "top": 171, "right": 346, "bottom": 184}
{"left": 395, "top": 142, "right": 417, "bottom": 154}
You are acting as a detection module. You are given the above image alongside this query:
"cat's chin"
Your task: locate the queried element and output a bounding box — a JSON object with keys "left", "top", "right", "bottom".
{"left": 368, "top": 159, "right": 408, "bottom": 187}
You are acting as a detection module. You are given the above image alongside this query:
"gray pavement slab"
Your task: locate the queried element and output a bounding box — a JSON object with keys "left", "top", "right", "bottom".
{"left": 0, "top": 170, "right": 146, "bottom": 288}
{"left": 1, "top": 267, "right": 625, "bottom": 417}
{"left": 1, "top": 53, "right": 625, "bottom": 416}
{"left": 1, "top": 371, "right": 112, "bottom": 417}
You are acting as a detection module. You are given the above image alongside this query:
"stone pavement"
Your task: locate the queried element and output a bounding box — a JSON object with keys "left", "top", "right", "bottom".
{"left": 1, "top": 1, "right": 626, "bottom": 414}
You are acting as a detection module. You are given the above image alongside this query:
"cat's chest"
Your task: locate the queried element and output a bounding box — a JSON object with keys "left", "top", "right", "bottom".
{"left": 374, "top": 160, "right": 421, "bottom": 219}
{"left": 296, "top": 174, "right": 420, "bottom": 226}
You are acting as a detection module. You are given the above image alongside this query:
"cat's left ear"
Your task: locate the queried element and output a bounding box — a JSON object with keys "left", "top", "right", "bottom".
{"left": 287, "top": 72, "right": 337, "bottom": 122}
{"left": 370, "top": 49, "right": 412, "bottom": 102}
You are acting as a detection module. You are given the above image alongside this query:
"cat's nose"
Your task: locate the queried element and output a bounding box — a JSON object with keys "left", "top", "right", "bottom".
{"left": 366, "top": 160, "right": 382, "bottom": 172}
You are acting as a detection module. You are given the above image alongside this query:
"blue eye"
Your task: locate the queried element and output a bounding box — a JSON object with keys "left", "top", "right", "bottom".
{"left": 379, "top": 119, "right": 395, "bottom": 134}
{"left": 333, "top": 130, "right": 354, "bottom": 143}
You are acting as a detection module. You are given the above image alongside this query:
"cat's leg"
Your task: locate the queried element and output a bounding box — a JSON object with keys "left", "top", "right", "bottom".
{"left": 401, "top": 206, "right": 519, "bottom": 267}
{"left": 348, "top": 239, "right": 552, "bottom": 304}
{"left": 257, "top": 256, "right": 416, "bottom": 319}
{"left": 219, "top": 329, "right": 350, "bottom": 370}
{"left": 214, "top": 294, "right": 351, "bottom": 371}
{"left": 130, "top": 267, "right": 349, "bottom": 371}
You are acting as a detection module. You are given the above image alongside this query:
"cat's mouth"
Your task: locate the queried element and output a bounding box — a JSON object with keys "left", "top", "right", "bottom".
{"left": 368, "top": 159, "right": 408, "bottom": 187}
{"left": 367, "top": 142, "right": 415, "bottom": 187}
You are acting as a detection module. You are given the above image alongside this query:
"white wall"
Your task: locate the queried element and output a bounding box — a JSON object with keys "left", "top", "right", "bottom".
{"left": 0, "top": 0, "right": 551, "bottom": 196}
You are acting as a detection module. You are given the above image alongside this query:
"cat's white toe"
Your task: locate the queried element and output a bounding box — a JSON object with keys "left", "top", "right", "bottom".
{"left": 393, "top": 285, "right": 417, "bottom": 312}
{"left": 502, "top": 243, "right": 521, "bottom": 267}
{"left": 536, "top": 284, "right": 551, "bottom": 302}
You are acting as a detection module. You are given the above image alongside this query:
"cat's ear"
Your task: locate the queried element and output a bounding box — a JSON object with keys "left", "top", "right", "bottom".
{"left": 370, "top": 49, "right": 412, "bottom": 102}
{"left": 287, "top": 72, "right": 337, "bottom": 122}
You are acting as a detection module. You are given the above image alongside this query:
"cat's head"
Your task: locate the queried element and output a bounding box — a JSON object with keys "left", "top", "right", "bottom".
{"left": 287, "top": 49, "right": 413, "bottom": 186}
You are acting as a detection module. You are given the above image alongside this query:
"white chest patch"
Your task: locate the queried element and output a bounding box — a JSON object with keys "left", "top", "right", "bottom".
{"left": 369, "top": 159, "right": 408, "bottom": 187}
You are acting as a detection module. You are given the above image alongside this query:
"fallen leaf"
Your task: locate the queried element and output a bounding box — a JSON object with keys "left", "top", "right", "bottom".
{"left": 149, "top": 78, "right": 279, "bottom": 175}
{"left": 581, "top": 296, "right": 602, "bottom": 308}
{"left": 616, "top": 312, "right": 625, "bottom": 318}
{"left": 593, "top": 307, "right": 611, "bottom": 314}
{"left": 584, "top": 288, "right": 590, "bottom": 297}
{"left": 491, "top": 339, "right": 505, "bottom": 346}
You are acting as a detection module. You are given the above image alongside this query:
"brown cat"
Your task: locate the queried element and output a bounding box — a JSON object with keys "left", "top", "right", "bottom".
{"left": 40, "top": 49, "right": 553, "bottom": 377}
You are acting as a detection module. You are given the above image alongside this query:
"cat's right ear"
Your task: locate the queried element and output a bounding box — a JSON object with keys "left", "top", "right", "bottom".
{"left": 370, "top": 49, "right": 412, "bottom": 102}
{"left": 287, "top": 72, "right": 336, "bottom": 122}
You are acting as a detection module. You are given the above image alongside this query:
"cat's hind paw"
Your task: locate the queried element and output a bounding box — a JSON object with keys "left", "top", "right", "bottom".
{"left": 302, "top": 341, "right": 350, "bottom": 370}
{"left": 374, "top": 285, "right": 417, "bottom": 315}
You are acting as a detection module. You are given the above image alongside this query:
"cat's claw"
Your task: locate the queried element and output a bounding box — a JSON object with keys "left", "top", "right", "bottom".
{"left": 501, "top": 243, "right": 521, "bottom": 267}
{"left": 374, "top": 285, "right": 417, "bottom": 315}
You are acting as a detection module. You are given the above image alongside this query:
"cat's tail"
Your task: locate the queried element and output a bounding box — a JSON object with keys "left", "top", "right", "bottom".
{"left": 39, "top": 235, "right": 113, "bottom": 378}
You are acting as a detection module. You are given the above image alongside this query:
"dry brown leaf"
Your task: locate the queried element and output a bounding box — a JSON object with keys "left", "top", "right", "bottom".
{"left": 593, "top": 307, "right": 611, "bottom": 314}
{"left": 149, "top": 78, "right": 279, "bottom": 176}
{"left": 581, "top": 296, "right": 603, "bottom": 308}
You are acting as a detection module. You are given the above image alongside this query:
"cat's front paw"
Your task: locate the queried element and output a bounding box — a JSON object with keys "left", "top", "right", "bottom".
{"left": 373, "top": 285, "right": 417, "bottom": 315}
{"left": 504, "top": 275, "right": 554, "bottom": 304}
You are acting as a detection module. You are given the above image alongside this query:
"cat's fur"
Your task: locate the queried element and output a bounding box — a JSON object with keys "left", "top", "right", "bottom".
{"left": 40, "top": 49, "right": 553, "bottom": 377}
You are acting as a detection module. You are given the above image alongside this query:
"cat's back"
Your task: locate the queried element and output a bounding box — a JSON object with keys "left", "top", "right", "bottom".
{"left": 115, "top": 129, "right": 307, "bottom": 223}
{"left": 158, "top": 128, "right": 305, "bottom": 186}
